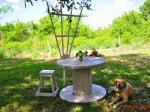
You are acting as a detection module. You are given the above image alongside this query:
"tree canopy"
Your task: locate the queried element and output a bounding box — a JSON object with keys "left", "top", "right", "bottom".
{"left": 0, "top": 5, "right": 13, "bottom": 14}
{"left": 140, "top": 0, "right": 150, "bottom": 20}
{"left": 25, "top": 0, "right": 92, "bottom": 11}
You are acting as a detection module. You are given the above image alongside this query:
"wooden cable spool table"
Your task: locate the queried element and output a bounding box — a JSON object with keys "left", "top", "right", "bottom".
{"left": 57, "top": 56, "right": 106, "bottom": 103}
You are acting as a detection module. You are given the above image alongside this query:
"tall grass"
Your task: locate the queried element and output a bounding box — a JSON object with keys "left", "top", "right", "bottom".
{"left": 1, "top": 33, "right": 150, "bottom": 59}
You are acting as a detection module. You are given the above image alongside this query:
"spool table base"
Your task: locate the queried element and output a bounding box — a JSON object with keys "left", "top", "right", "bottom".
{"left": 59, "top": 84, "right": 106, "bottom": 103}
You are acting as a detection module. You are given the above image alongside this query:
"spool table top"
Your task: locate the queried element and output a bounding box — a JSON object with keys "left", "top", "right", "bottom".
{"left": 57, "top": 56, "right": 105, "bottom": 69}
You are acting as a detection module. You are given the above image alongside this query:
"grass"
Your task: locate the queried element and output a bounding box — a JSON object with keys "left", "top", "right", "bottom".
{"left": 0, "top": 47, "right": 150, "bottom": 112}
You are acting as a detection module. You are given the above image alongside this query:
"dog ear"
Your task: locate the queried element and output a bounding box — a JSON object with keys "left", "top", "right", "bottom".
{"left": 123, "top": 81, "right": 127, "bottom": 87}
{"left": 114, "top": 79, "right": 118, "bottom": 85}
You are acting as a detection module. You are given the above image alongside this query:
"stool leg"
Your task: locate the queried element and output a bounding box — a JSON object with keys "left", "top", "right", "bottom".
{"left": 53, "top": 74, "right": 57, "bottom": 88}
{"left": 50, "top": 77, "right": 55, "bottom": 94}
{"left": 54, "top": 78, "right": 58, "bottom": 91}
{"left": 40, "top": 77, "right": 44, "bottom": 88}
{"left": 37, "top": 77, "right": 44, "bottom": 93}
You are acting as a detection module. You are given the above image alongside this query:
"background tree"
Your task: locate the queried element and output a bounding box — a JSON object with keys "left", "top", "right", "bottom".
{"left": 140, "top": 0, "right": 150, "bottom": 20}
{"left": 0, "top": 5, "right": 13, "bottom": 14}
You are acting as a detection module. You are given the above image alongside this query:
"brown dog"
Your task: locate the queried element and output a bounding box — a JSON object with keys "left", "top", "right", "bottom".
{"left": 108, "top": 79, "right": 133, "bottom": 108}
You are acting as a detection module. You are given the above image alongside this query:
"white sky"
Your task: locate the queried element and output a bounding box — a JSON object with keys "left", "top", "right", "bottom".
{"left": 0, "top": 0, "right": 146, "bottom": 28}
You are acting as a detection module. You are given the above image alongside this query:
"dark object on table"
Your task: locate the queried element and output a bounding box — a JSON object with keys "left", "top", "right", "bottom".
{"left": 86, "top": 49, "right": 103, "bottom": 57}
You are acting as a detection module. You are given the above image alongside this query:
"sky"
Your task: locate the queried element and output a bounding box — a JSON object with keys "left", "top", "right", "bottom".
{"left": 0, "top": 0, "right": 146, "bottom": 29}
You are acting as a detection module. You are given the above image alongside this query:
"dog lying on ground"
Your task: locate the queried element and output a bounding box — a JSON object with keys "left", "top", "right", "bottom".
{"left": 108, "top": 79, "right": 133, "bottom": 108}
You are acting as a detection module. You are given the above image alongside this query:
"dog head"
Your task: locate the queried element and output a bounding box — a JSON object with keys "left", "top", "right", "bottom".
{"left": 114, "top": 79, "right": 126, "bottom": 90}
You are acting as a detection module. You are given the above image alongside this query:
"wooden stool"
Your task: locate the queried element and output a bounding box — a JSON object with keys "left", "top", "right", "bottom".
{"left": 36, "top": 70, "right": 59, "bottom": 97}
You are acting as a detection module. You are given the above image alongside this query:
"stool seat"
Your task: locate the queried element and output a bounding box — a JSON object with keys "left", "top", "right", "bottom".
{"left": 39, "top": 70, "right": 55, "bottom": 77}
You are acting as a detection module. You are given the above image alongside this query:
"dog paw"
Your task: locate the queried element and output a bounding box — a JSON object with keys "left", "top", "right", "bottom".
{"left": 112, "top": 105, "right": 118, "bottom": 109}
{"left": 109, "top": 103, "right": 113, "bottom": 107}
